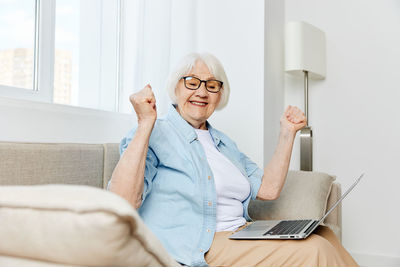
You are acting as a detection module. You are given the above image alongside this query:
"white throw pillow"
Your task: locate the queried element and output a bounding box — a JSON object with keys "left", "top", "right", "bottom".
{"left": 0, "top": 185, "right": 180, "bottom": 267}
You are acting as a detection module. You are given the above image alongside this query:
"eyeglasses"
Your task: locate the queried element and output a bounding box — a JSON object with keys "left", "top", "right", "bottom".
{"left": 181, "top": 76, "right": 223, "bottom": 93}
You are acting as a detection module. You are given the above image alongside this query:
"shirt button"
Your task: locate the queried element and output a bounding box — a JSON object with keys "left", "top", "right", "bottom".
{"left": 208, "top": 201, "right": 212, "bottom": 206}
{"left": 207, "top": 229, "right": 211, "bottom": 233}
{"left": 208, "top": 176, "right": 211, "bottom": 180}
{"left": 200, "top": 249, "right": 204, "bottom": 252}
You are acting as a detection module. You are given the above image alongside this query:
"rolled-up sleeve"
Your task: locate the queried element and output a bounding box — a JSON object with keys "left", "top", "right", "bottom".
{"left": 118, "top": 128, "right": 159, "bottom": 203}
{"left": 141, "top": 147, "right": 158, "bottom": 201}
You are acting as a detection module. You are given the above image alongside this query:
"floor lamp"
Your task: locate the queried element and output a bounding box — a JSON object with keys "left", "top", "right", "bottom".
{"left": 284, "top": 21, "right": 326, "bottom": 171}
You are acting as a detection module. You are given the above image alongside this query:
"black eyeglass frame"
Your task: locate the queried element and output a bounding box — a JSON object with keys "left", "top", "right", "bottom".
{"left": 181, "top": 76, "right": 223, "bottom": 93}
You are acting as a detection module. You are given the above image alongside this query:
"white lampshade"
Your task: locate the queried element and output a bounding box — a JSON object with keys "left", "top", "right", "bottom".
{"left": 285, "top": 21, "right": 326, "bottom": 79}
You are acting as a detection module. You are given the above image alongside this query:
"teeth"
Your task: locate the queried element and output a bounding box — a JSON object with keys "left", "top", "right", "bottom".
{"left": 191, "top": 101, "right": 206, "bottom": 106}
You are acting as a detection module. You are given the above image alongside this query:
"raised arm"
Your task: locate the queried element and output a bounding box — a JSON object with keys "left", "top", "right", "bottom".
{"left": 256, "top": 105, "right": 306, "bottom": 201}
{"left": 109, "top": 85, "right": 157, "bottom": 209}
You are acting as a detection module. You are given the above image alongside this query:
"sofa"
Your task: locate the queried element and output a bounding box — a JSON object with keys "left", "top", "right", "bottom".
{"left": 0, "top": 142, "right": 342, "bottom": 266}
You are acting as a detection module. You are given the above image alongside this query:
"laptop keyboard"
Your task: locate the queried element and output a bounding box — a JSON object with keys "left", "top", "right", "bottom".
{"left": 263, "top": 220, "right": 312, "bottom": 236}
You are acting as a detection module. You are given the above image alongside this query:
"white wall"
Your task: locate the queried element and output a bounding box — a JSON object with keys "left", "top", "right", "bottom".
{"left": 285, "top": 0, "right": 400, "bottom": 266}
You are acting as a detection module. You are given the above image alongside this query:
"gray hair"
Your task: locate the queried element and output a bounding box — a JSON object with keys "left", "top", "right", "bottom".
{"left": 166, "top": 52, "right": 230, "bottom": 110}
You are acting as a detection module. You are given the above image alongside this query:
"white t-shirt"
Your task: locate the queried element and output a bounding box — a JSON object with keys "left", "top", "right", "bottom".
{"left": 195, "top": 129, "right": 251, "bottom": 232}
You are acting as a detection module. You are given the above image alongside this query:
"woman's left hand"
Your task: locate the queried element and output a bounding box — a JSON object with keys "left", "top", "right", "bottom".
{"left": 280, "top": 105, "right": 307, "bottom": 135}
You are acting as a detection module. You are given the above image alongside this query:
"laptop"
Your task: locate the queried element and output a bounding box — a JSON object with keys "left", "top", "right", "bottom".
{"left": 229, "top": 173, "right": 364, "bottom": 240}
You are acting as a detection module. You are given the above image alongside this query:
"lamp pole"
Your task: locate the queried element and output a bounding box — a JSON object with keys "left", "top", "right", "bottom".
{"left": 304, "top": 70, "right": 309, "bottom": 125}
{"left": 300, "top": 70, "right": 313, "bottom": 171}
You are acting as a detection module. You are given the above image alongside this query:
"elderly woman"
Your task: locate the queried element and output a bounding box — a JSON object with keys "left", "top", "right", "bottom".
{"left": 109, "top": 53, "right": 357, "bottom": 267}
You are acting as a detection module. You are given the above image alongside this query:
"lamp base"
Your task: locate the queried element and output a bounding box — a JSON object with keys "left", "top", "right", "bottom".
{"left": 300, "top": 126, "right": 313, "bottom": 171}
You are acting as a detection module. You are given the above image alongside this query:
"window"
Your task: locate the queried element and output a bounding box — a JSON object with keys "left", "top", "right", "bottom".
{"left": 0, "top": 0, "right": 122, "bottom": 112}
{"left": 0, "top": 0, "right": 36, "bottom": 90}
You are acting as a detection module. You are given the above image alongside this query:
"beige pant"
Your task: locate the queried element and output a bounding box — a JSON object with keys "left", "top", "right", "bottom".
{"left": 205, "top": 225, "right": 358, "bottom": 267}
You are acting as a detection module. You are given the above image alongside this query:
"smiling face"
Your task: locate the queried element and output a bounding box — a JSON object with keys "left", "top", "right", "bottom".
{"left": 175, "top": 60, "right": 221, "bottom": 129}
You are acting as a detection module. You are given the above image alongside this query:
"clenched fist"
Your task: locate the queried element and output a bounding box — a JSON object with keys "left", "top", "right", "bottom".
{"left": 130, "top": 84, "right": 157, "bottom": 123}
{"left": 280, "top": 105, "right": 307, "bottom": 134}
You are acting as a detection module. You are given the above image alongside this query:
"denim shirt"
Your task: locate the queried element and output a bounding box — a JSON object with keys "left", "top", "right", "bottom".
{"left": 119, "top": 105, "right": 263, "bottom": 267}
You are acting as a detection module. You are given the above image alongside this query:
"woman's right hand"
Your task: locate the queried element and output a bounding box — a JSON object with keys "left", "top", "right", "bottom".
{"left": 129, "top": 84, "right": 157, "bottom": 124}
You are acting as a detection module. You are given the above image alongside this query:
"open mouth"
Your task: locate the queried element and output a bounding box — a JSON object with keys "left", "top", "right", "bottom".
{"left": 189, "top": 101, "right": 208, "bottom": 107}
